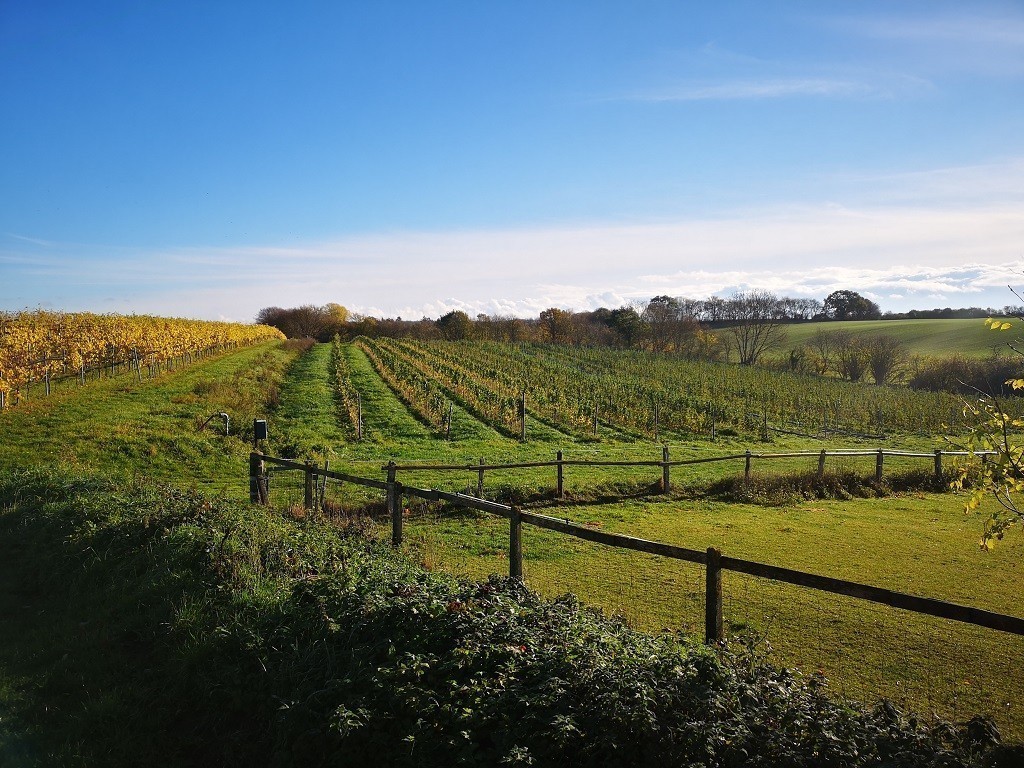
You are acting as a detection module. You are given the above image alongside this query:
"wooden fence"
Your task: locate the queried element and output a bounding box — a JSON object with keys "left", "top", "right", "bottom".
{"left": 248, "top": 451, "right": 1023, "bottom": 645}
{"left": 384, "top": 446, "right": 989, "bottom": 497}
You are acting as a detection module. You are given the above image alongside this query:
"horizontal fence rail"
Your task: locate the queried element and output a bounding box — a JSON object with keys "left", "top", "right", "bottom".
{"left": 382, "top": 447, "right": 994, "bottom": 498}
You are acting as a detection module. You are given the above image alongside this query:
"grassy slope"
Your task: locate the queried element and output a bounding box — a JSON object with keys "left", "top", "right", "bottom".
{"left": 775, "top": 318, "right": 1007, "bottom": 359}
{"left": 273, "top": 341, "right": 350, "bottom": 459}
{"left": 0, "top": 341, "right": 297, "bottom": 491}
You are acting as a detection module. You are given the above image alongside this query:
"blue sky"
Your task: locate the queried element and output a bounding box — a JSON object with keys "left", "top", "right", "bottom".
{"left": 2, "top": 1, "right": 1023, "bottom": 321}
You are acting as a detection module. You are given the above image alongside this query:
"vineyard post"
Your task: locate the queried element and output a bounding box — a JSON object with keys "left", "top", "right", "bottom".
{"left": 304, "top": 463, "right": 315, "bottom": 511}
{"left": 80, "top": 363, "right": 85, "bottom": 386}
{"left": 593, "top": 403, "right": 599, "bottom": 437}
{"left": 44, "top": 369, "right": 50, "bottom": 397}
{"left": 357, "top": 393, "right": 363, "bottom": 440}
{"left": 875, "top": 449, "right": 884, "bottom": 483}
{"left": 520, "top": 391, "right": 527, "bottom": 442}
{"left": 705, "top": 547, "right": 724, "bottom": 644}
{"left": 934, "top": 449, "right": 943, "bottom": 481}
{"left": 744, "top": 450, "right": 752, "bottom": 482}
{"left": 817, "top": 449, "right": 827, "bottom": 480}
{"left": 446, "top": 402, "right": 453, "bottom": 440}
{"left": 556, "top": 450, "right": 564, "bottom": 498}
{"left": 0, "top": 390, "right": 5, "bottom": 409}
{"left": 319, "top": 461, "right": 330, "bottom": 509}
{"left": 662, "top": 445, "right": 670, "bottom": 493}
{"left": 653, "top": 400, "right": 659, "bottom": 443}
{"left": 477, "top": 458, "right": 485, "bottom": 497}
{"left": 509, "top": 506, "right": 523, "bottom": 580}
{"left": 711, "top": 410, "right": 716, "bottom": 441}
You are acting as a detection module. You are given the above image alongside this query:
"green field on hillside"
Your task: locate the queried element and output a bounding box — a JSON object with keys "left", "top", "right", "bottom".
{"left": 2, "top": 335, "right": 1023, "bottom": 756}
{"left": 771, "top": 318, "right": 1010, "bottom": 359}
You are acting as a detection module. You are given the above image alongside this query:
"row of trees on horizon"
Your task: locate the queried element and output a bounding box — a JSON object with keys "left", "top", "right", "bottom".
{"left": 256, "top": 290, "right": 1004, "bottom": 350}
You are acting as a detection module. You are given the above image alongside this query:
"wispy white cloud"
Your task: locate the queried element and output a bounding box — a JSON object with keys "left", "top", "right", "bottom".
{"left": 5, "top": 233, "right": 57, "bottom": 248}
{"left": 826, "top": 10, "right": 1024, "bottom": 77}
{"left": 841, "top": 13, "right": 1024, "bottom": 46}
{"left": 627, "top": 77, "right": 875, "bottom": 102}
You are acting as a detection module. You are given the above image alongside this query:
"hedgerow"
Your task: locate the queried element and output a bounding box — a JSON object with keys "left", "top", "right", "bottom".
{"left": 0, "top": 470, "right": 1017, "bottom": 767}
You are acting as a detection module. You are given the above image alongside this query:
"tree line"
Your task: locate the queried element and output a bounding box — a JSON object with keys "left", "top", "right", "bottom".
{"left": 256, "top": 290, "right": 887, "bottom": 346}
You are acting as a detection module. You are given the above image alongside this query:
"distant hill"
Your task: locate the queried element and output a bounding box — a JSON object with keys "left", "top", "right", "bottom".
{"left": 769, "top": 318, "right": 1012, "bottom": 360}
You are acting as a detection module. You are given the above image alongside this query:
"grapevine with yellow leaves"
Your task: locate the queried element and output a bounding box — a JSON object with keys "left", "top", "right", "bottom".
{"left": 0, "top": 310, "right": 284, "bottom": 406}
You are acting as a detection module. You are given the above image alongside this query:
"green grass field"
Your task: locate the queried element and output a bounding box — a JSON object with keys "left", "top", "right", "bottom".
{"left": 772, "top": 318, "right": 1008, "bottom": 359}
{"left": 2, "top": 333, "right": 1023, "bottom": 750}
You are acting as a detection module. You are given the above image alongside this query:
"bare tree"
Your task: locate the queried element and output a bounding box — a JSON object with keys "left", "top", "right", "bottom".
{"left": 724, "top": 291, "right": 787, "bottom": 365}
{"left": 809, "top": 329, "right": 836, "bottom": 375}
{"left": 834, "top": 332, "right": 869, "bottom": 381}
{"left": 865, "top": 334, "right": 907, "bottom": 385}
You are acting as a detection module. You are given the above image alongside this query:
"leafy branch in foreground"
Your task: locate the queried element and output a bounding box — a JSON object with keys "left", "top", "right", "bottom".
{"left": 951, "top": 315, "right": 1024, "bottom": 549}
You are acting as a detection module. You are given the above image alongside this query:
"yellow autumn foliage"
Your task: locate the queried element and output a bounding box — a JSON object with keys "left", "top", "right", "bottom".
{"left": 0, "top": 310, "right": 284, "bottom": 400}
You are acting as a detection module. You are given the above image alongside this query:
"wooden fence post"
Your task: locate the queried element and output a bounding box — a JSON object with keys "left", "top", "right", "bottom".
{"left": 509, "top": 506, "right": 523, "bottom": 580}
{"left": 386, "top": 461, "right": 402, "bottom": 547}
{"left": 817, "top": 449, "right": 827, "bottom": 480}
{"left": 477, "top": 457, "right": 485, "bottom": 497}
{"left": 934, "top": 449, "right": 943, "bottom": 482}
{"left": 247, "top": 453, "right": 268, "bottom": 505}
{"left": 304, "top": 463, "right": 316, "bottom": 511}
{"left": 390, "top": 481, "right": 404, "bottom": 548}
{"left": 875, "top": 449, "right": 884, "bottom": 483}
{"left": 744, "top": 450, "right": 752, "bottom": 482}
{"left": 249, "top": 453, "right": 262, "bottom": 503}
{"left": 556, "top": 450, "right": 564, "bottom": 498}
{"left": 705, "top": 547, "right": 723, "bottom": 644}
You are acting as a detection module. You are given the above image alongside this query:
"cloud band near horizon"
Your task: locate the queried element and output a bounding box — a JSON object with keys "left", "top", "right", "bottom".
{"left": 3, "top": 187, "right": 1023, "bottom": 322}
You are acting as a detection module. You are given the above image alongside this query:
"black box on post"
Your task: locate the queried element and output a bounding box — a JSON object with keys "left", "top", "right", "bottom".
{"left": 253, "top": 419, "right": 268, "bottom": 441}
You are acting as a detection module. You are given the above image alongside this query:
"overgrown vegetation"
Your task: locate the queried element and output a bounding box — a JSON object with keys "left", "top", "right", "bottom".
{"left": 1, "top": 469, "right": 1018, "bottom": 767}
{"left": 708, "top": 468, "right": 959, "bottom": 506}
